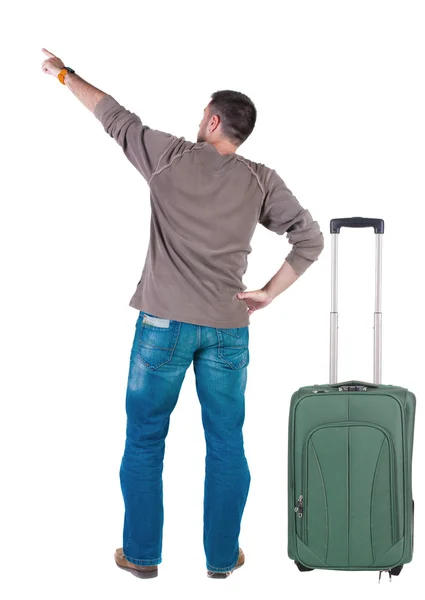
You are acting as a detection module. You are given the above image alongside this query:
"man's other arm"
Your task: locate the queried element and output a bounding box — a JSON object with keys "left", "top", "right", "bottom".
{"left": 259, "top": 170, "right": 325, "bottom": 299}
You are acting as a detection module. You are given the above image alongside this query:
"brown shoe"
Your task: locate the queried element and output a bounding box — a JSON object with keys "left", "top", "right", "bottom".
{"left": 114, "top": 548, "right": 158, "bottom": 579}
{"left": 207, "top": 548, "right": 245, "bottom": 578}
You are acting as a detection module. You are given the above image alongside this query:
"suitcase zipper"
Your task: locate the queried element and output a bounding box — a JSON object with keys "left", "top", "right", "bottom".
{"left": 294, "top": 494, "right": 304, "bottom": 540}
{"left": 294, "top": 495, "right": 304, "bottom": 518}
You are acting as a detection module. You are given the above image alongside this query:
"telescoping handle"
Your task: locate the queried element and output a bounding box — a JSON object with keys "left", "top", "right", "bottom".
{"left": 329, "top": 217, "right": 384, "bottom": 385}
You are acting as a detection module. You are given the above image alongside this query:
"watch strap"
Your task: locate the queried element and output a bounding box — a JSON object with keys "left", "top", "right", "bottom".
{"left": 58, "top": 67, "right": 75, "bottom": 85}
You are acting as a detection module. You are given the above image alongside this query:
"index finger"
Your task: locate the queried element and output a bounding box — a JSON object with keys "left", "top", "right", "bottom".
{"left": 42, "top": 48, "right": 56, "bottom": 58}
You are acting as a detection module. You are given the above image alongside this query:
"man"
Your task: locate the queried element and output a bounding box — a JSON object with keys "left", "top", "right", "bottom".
{"left": 41, "top": 48, "right": 324, "bottom": 579}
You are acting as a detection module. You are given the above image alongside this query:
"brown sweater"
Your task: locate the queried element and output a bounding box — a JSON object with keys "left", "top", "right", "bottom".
{"left": 94, "top": 94, "right": 324, "bottom": 327}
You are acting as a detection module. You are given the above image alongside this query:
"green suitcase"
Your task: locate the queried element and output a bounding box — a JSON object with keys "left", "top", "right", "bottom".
{"left": 287, "top": 218, "right": 416, "bottom": 581}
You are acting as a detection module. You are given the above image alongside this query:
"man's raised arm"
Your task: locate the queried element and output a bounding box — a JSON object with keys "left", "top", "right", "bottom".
{"left": 41, "top": 48, "right": 178, "bottom": 182}
{"left": 61, "top": 70, "right": 106, "bottom": 113}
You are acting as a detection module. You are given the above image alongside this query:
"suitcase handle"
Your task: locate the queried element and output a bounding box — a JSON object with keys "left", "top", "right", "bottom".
{"left": 329, "top": 380, "right": 380, "bottom": 389}
{"left": 329, "top": 217, "right": 384, "bottom": 385}
{"left": 330, "top": 217, "right": 384, "bottom": 234}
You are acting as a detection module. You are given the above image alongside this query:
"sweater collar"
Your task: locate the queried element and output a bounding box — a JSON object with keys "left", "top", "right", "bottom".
{"left": 196, "top": 142, "right": 236, "bottom": 172}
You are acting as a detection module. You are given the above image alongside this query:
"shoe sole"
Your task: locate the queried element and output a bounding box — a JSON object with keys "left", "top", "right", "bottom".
{"left": 207, "top": 560, "right": 245, "bottom": 578}
{"left": 115, "top": 561, "right": 158, "bottom": 579}
{"left": 115, "top": 557, "right": 244, "bottom": 579}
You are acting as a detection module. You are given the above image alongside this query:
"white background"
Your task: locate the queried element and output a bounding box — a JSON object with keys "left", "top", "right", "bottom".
{"left": 1, "top": 0, "right": 424, "bottom": 598}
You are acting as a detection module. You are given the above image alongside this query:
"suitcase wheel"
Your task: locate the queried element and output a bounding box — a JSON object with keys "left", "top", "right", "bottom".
{"left": 389, "top": 565, "right": 403, "bottom": 576}
{"left": 295, "top": 560, "right": 314, "bottom": 572}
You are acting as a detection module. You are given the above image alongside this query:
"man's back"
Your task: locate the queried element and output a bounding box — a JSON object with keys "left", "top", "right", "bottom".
{"left": 95, "top": 94, "right": 324, "bottom": 327}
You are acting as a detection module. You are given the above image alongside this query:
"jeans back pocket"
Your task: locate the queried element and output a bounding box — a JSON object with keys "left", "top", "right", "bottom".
{"left": 137, "top": 312, "right": 181, "bottom": 370}
{"left": 216, "top": 326, "right": 249, "bottom": 370}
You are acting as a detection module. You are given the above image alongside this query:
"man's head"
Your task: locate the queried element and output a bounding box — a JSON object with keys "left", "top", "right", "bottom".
{"left": 197, "top": 90, "right": 257, "bottom": 154}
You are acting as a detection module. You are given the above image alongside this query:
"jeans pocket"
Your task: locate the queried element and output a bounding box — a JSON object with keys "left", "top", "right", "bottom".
{"left": 216, "top": 327, "right": 249, "bottom": 370}
{"left": 137, "top": 312, "right": 181, "bottom": 370}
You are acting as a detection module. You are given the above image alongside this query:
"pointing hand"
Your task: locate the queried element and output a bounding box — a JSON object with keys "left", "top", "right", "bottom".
{"left": 41, "top": 48, "right": 65, "bottom": 78}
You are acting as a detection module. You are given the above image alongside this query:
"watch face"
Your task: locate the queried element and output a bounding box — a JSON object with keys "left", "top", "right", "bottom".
{"left": 66, "top": 67, "right": 75, "bottom": 73}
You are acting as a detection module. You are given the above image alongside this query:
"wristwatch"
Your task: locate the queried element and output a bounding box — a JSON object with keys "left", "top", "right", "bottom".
{"left": 58, "top": 66, "right": 75, "bottom": 85}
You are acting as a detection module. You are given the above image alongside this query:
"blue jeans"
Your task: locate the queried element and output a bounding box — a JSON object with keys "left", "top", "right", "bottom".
{"left": 119, "top": 310, "right": 251, "bottom": 572}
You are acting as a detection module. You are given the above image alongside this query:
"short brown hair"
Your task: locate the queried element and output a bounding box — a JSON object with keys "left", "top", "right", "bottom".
{"left": 209, "top": 90, "right": 257, "bottom": 146}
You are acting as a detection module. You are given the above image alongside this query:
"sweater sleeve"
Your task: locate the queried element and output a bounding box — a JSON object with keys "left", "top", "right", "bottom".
{"left": 94, "top": 94, "right": 177, "bottom": 182}
{"left": 259, "top": 169, "right": 325, "bottom": 275}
